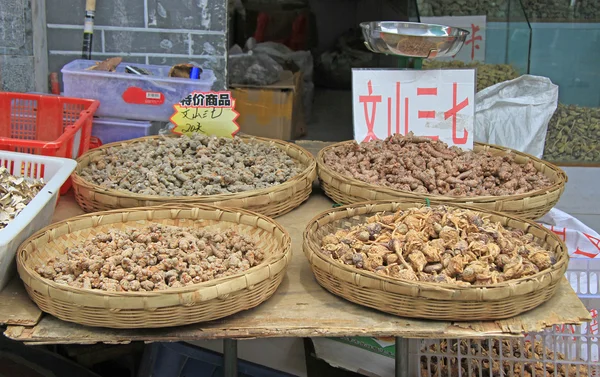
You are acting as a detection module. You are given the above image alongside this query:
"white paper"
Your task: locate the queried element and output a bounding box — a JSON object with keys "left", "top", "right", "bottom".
{"left": 352, "top": 69, "right": 476, "bottom": 148}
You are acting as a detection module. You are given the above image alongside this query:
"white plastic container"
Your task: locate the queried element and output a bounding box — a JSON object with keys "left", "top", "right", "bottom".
{"left": 0, "top": 151, "right": 77, "bottom": 291}
{"left": 418, "top": 258, "right": 600, "bottom": 377}
{"left": 92, "top": 117, "right": 159, "bottom": 145}
{"left": 62, "top": 60, "right": 216, "bottom": 121}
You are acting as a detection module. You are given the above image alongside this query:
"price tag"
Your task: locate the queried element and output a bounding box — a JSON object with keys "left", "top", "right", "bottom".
{"left": 170, "top": 91, "right": 240, "bottom": 138}
{"left": 420, "top": 16, "right": 486, "bottom": 62}
{"left": 352, "top": 68, "right": 476, "bottom": 149}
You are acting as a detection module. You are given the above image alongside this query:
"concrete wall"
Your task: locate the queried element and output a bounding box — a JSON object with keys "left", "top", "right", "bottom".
{"left": 0, "top": 0, "right": 35, "bottom": 92}
{"left": 46, "top": 0, "right": 228, "bottom": 90}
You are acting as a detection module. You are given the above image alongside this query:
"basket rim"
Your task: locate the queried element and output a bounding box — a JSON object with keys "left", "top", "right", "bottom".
{"left": 72, "top": 135, "right": 317, "bottom": 202}
{"left": 317, "top": 140, "right": 568, "bottom": 203}
{"left": 303, "top": 199, "right": 569, "bottom": 297}
{"left": 17, "top": 204, "right": 292, "bottom": 299}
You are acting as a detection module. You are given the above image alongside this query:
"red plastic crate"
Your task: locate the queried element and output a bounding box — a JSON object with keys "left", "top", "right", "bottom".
{"left": 0, "top": 92, "right": 99, "bottom": 194}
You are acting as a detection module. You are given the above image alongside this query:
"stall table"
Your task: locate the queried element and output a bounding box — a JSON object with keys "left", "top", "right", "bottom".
{"left": 0, "top": 141, "right": 591, "bottom": 377}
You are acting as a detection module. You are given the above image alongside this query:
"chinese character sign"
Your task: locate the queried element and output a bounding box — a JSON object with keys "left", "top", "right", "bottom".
{"left": 170, "top": 91, "right": 240, "bottom": 138}
{"left": 352, "top": 69, "right": 476, "bottom": 149}
{"left": 420, "top": 16, "right": 486, "bottom": 63}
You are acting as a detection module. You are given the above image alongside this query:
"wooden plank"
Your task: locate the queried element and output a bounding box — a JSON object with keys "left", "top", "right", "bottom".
{"left": 0, "top": 278, "right": 42, "bottom": 326}
{"left": 31, "top": 0, "right": 49, "bottom": 93}
{"left": 3, "top": 192, "right": 591, "bottom": 345}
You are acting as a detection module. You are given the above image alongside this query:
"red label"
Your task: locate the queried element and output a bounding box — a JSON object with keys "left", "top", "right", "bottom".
{"left": 89, "top": 136, "right": 103, "bottom": 149}
{"left": 122, "top": 87, "right": 165, "bottom": 105}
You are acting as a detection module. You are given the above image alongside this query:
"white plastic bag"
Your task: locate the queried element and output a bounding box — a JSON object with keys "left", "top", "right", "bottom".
{"left": 474, "top": 75, "right": 558, "bottom": 158}
{"left": 538, "top": 208, "right": 600, "bottom": 259}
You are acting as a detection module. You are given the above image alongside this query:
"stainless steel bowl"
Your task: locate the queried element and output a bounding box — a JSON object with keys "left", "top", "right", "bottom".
{"left": 360, "top": 21, "right": 470, "bottom": 58}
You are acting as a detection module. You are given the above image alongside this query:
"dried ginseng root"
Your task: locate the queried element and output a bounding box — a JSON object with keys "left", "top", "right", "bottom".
{"left": 80, "top": 134, "right": 302, "bottom": 196}
{"left": 420, "top": 339, "right": 590, "bottom": 377}
{"left": 320, "top": 206, "right": 556, "bottom": 286}
{"left": 0, "top": 167, "right": 45, "bottom": 231}
{"left": 35, "top": 224, "right": 264, "bottom": 292}
{"left": 322, "top": 132, "right": 553, "bottom": 197}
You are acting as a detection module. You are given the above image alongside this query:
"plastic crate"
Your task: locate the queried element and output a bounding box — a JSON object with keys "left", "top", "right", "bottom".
{"left": 418, "top": 258, "right": 600, "bottom": 377}
{"left": 0, "top": 92, "right": 98, "bottom": 194}
{"left": 0, "top": 151, "right": 77, "bottom": 291}
{"left": 138, "top": 342, "right": 296, "bottom": 377}
{"left": 62, "top": 60, "right": 216, "bottom": 121}
{"left": 91, "top": 117, "right": 159, "bottom": 146}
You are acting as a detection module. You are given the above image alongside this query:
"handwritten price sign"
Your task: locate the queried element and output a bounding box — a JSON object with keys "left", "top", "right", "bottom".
{"left": 170, "top": 91, "right": 240, "bottom": 138}
{"left": 352, "top": 69, "right": 476, "bottom": 148}
{"left": 420, "top": 16, "right": 486, "bottom": 62}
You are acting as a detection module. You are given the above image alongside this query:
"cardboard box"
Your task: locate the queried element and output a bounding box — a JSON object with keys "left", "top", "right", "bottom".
{"left": 231, "top": 71, "right": 306, "bottom": 140}
{"left": 311, "top": 337, "right": 420, "bottom": 377}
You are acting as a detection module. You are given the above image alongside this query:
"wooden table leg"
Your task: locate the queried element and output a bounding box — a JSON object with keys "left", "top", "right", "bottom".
{"left": 395, "top": 337, "right": 409, "bottom": 377}
{"left": 223, "top": 339, "right": 238, "bottom": 377}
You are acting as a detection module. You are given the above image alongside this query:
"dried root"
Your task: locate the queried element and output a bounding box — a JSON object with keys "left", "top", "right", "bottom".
{"left": 35, "top": 224, "right": 263, "bottom": 292}
{"left": 323, "top": 133, "right": 553, "bottom": 197}
{"left": 80, "top": 134, "right": 302, "bottom": 196}
{"left": 320, "top": 206, "right": 556, "bottom": 286}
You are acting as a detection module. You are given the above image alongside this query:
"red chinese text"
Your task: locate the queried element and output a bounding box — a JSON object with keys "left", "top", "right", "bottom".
{"left": 465, "top": 24, "right": 482, "bottom": 61}
{"left": 359, "top": 80, "right": 382, "bottom": 143}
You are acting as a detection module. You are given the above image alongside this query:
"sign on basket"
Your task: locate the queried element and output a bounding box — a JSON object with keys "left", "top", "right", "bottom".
{"left": 352, "top": 69, "right": 476, "bottom": 148}
{"left": 170, "top": 91, "right": 240, "bottom": 138}
{"left": 420, "top": 16, "right": 487, "bottom": 62}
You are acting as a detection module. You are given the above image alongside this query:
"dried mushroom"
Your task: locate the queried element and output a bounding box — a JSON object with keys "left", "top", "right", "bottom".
{"left": 421, "top": 339, "right": 590, "bottom": 377}
{"left": 80, "top": 134, "right": 302, "bottom": 196}
{"left": 423, "top": 60, "right": 520, "bottom": 92}
{"left": 0, "top": 167, "right": 45, "bottom": 231}
{"left": 35, "top": 224, "right": 263, "bottom": 292}
{"left": 320, "top": 206, "right": 556, "bottom": 286}
{"left": 323, "top": 133, "right": 553, "bottom": 197}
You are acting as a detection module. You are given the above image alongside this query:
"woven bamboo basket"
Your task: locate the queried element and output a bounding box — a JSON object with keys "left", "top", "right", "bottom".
{"left": 317, "top": 141, "right": 567, "bottom": 220}
{"left": 303, "top": 200, "right": 569, "bottom": 321}
{"left": 72, "top": 135, "right": 317, "bottom": 218}
{"left": 17, "top": 204, "right": 291, "bottom": 329}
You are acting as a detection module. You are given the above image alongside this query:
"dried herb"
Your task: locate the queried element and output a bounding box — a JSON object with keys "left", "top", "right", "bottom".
{"left": 320, "top": 206, "right": 555, "bottom": 286}
{"left": 421, "top": 339, "right": 590, "bottom": 376}
{"left": 423, "top": 60, "right": 519, "bottom": 92}
{"left": 0, "top": 168, "right": 45, "bottom": 231}
{"left": 323, "top": 133, "right": 553, "bottom": 197}
{"left": 543, "top": 104, "right": 600, "bottom": 163}
{"left": 80, "top": 134, "right": 302, "bottom": 196}
{"left": 36, "top": 224, "right": 262, "bottom": 292}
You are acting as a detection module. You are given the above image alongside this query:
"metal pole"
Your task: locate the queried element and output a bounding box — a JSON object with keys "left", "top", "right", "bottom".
{"left": 223, "top": 338, "right": 238, "bottom": 377}
{"left": 395, "top": 337, "right": 409, "bottom": 377}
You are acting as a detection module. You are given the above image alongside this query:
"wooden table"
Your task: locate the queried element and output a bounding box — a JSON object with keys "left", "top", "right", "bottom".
{"left": 0, "top": 141, "right": 592, "bottom": 377}
{"left": 0, "top": 191, "right": 592, "bottom": 376}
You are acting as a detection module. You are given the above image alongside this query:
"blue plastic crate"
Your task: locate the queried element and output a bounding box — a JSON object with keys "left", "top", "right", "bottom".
{"left": 91, "top": 117, "right": 159, "bottom": 145}
{"left": 139, "top": 342, "right": 297, "bottom": 377}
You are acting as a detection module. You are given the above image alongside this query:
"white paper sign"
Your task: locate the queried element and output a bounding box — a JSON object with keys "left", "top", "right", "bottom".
{"left": 352, "top": 69, "right": 476, "bottom": 148}
{"left": 420, "top": 15, "right": 486, "bottom": 63}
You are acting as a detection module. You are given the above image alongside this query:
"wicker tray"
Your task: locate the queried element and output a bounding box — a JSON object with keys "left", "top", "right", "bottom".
{"left": 317, "top": 141, "right": 567, "bottom": 220}
{"left": 72, "top": 135, "right": 317, "bottom": 218}
{"left": 303, "top": 200, "right": 569, "bottom": 321}
{"left": 17, "top": 204, "right": 291, "bottom": 328}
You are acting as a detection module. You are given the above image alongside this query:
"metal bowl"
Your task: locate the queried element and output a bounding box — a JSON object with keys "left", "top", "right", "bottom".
{"left": 360, "top": 21, "right": 470, "bottom": 58}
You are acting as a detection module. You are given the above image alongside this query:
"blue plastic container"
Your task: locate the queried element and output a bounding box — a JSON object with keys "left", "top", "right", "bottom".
{"left": 91, "top": 117, "right": 158, "bottom": 145}
{"left": 139, "top": 342, "right": 296, "bottom": 377}
{"left": 62, "top": 60, "right": 216, "bottom": 121}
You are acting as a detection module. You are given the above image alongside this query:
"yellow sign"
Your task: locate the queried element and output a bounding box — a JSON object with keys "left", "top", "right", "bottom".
{"left": 170, "top": 91, "right": 240, "bottom": 138}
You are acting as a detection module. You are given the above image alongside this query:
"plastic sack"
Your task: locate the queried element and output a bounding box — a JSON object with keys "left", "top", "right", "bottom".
{"left": 253, "top": 41, "right": 314, "bottom": 82}
{"left": 538, "top": 208, "right": 600, "bottom": 259}
{"left": 474, "top": 75, "right": 558, "bottom": 158}
{"left": 228, "top": 52, "right": 283, "bottom": 86}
